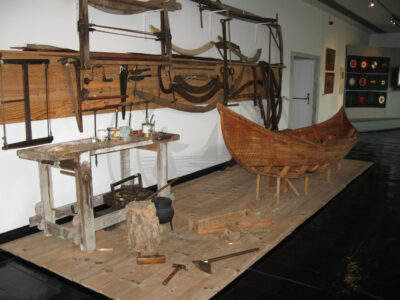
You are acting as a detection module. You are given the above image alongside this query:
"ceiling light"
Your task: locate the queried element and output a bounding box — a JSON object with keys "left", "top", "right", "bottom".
{"left": 369, "top": 0, "right": 375, "bottom": 8}
{"left": 389, "top": 16, "right": 396, "bottom": 25}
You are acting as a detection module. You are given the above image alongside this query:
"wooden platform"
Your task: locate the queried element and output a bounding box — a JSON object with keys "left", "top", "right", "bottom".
{"left": 0, "top": 159, "right": 372, "bottom": 299}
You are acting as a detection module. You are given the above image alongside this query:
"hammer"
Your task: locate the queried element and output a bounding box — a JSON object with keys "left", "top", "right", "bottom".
{"left": 162, "top": 264, "right": 187, "bottom": 285}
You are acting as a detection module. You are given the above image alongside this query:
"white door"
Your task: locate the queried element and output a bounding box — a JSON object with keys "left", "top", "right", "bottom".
{"left": 290, "top": 57, "right": 317, "bottom": 129}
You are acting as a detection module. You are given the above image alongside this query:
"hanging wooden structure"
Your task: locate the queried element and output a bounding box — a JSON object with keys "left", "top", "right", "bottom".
{"left": 0, "top": 0, "right": 285, "bottom": 141}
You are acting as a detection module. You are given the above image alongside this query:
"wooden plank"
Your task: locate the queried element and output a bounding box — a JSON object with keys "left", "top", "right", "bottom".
{"left": 46, "top": 222, "right": 80, "bottom": 245}
{"left": 196, "top": 215, "right": 272, "bottom": 234}
{"left": 0, "top": 159, "right": 373, "bottom": 300}
{"left": 94, "top": 209, "right": 126, "bottom": 231}
{"left": 0, "top": 50, "right": 256, "bottom": 125}
{"left": 188, "top": 209, "right": 251, "bottom": 231}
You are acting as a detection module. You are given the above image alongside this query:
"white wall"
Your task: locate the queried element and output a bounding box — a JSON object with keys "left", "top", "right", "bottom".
{"left": 0, "top": 0, "right": 370, "bottom": 233}
{"left": 369, "top": 32, "right": 400, "bottom": 48}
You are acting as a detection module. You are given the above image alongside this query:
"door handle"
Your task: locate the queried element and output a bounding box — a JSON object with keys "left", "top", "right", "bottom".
{"left": 292, "top": 93, "right": 310, "bottom": 104}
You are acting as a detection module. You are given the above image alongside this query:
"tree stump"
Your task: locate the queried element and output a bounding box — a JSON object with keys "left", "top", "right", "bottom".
{"left": 126, "top": 201, "right": 162, "bottom": 253}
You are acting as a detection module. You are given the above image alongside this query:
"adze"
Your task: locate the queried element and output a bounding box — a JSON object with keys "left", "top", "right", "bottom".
{"left": 192, "top": 247, "right": 259, "bottom": 274}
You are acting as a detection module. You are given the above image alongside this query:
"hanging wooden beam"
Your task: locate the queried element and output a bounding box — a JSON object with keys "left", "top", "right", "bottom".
{"left": 79, "top": 0, "right": 90, "bottom": 70}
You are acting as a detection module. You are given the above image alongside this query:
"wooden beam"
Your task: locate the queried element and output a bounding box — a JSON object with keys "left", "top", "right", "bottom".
{"left": 94, "top": 209, "right": 126, "bottom": 231}
{"left": 196, "top": 215, "right": 272, "bottom": 235}
{"left": 79, "top": 0, "right": 90, "bottom": 69}
{"left": 188, "top": 209, "right": 251, "bottom": 231}
{"left": 46, "top": 222, "right": 80, "bottom": 245}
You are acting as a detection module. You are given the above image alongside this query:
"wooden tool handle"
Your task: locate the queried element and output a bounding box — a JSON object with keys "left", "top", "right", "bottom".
{"left": 208, "top": 247, "right": 259, "bottom": 263}
{"left": 136, "top": 255, "right": 166, "bottom": 265}
{"left": 162, "top": 268, "right": 180, "bottom": 285}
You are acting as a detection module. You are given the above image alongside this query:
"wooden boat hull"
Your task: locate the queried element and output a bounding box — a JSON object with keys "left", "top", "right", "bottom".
{"left": 217, "top": 104, "right": 358, "bottom": 177}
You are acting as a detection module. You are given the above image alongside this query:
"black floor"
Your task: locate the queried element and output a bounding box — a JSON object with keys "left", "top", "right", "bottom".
{"left": 1, "top": 130, "right": 399, "bottom": 300}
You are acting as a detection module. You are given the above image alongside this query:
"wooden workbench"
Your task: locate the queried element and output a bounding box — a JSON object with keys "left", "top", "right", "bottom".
{"left": 16, "top": 132, "right": 179, "bottom": 252}
{"left": 1, "top": 159, "right": 372, "bottom": 299}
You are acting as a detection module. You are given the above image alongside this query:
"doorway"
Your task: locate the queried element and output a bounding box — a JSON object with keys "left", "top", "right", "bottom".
{"left": 289, "top": 54, "right": 320, "bottom": 129}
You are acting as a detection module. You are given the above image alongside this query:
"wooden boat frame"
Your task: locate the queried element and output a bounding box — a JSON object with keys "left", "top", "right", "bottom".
{"left": 217, "top": 104, "right": 358, "bottom": 203}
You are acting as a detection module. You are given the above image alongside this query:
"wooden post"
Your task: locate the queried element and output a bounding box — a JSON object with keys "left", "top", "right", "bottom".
{"left": 337, "top": 162, "right": 342, "bottom": 170}
{"left": 157, "top": 143, "right": 170, "bottom": 197}
{"left": 283, "top": 178, "right": 289, "bottom": 193}
{"left": 286, "top": 178, "right": 300, "bottom": 196}
{"left": 38, "top": 163, "right": 55, "bottom": 237}
{"left": 256, "top": 174, "right": 261, "bottom": 200}
{"left": 126, "top": 201, "right": 162, "bottom": 253}
{"left": 78, "top": 0, "right": 90, "bottom": 70}
{"left": 75, "top": 151, "right": 95, "bottom": 252}
{"left": 304, "top": 176, "right": 309, "bottom": 195}
{"left": 120, "top": 149, "right": 130, "bottom": 186}
{"left": 276, "top": 177, "right": 281, "bottom": 205}
{"left": 327, "top": 167, "right": 331, "bottom": 182}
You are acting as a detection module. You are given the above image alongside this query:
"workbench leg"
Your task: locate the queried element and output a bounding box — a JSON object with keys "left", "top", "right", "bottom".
{"left": 157, "top": 143, "right": 170, "bottom": 197}
{"left": 38, "top": 163, "right": 55, "bottom": 237}
{"left": 75, "top": 152, "right": 96, "bottom": 252}
{"left": 120, "top": 149, "right": 130, "bottom": 185}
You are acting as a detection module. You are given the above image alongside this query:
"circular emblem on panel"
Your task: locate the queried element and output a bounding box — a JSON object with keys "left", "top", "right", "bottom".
{"left": 380, "top": 79, "right": 386, "bottom": 86}
{"left": 359, "top": 77, "right": 367, "bottom": 87}
{"left": 371, "top": 61, "right": 378, "bottom": 70}
{"left": 361, "top": 60, "right": 368, "bottom": 69}
{"left": 349, "top": 59, "right": 357, "bottom": 69}
{"left": 348, "top": 77, "right": 356, "bottom": 86}
{"left": 378, "top": 95, "right": 385, "bottom": 104}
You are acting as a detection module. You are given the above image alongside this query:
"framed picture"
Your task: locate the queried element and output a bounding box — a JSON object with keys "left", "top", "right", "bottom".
{"left": 324, "top": 72, "right": 335, "bottom": 94}
{"left": 325, "top": 48, "right": 336, "bottom": 71}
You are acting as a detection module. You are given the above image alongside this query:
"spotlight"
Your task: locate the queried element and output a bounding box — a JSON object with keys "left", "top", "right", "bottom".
{"left": 389, "top": 16, "right": 396, "bottom": 25}
{"left": 369, "top": 0, "right": 375, "bottom": 8}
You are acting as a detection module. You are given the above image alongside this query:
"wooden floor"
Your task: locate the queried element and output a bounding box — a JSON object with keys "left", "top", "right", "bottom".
{"left": 1, "top": 159, "right": 372, "bottom": 300}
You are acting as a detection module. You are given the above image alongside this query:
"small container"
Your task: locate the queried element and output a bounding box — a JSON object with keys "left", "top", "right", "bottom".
{"left": 97, "top": 129, "right": 108, "bottom": 141}
{"left": 107, "top": 127, "right": 119, "bottom": 139}
{"left": 142, "top": 123, "right": 154, "bottom": 137}
{"left": 119, "top": 126, "right": 131, "bottom": 141}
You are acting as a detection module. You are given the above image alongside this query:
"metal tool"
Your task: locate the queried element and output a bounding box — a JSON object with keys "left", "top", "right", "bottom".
{"left": 93, "top": 110, "right": 98, "bottom": 166}
{"left": 120, "top": 65, "right": 128, "bottom": 120}
{"left": 1, "top": 58, "right": 54, "bottom": 150}
{"left": 162, "top": 264, "right": 187, "bottom": 285}
{"left": 83, "top": 64, "right": 113, "bottom": 84}
{"left": 192, "top": 247, "right": 259, "bottom": 274}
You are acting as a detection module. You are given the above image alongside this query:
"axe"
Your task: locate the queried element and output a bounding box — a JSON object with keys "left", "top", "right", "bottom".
{"left": 192, "top": 248, "right": 259, "bottom": 274}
